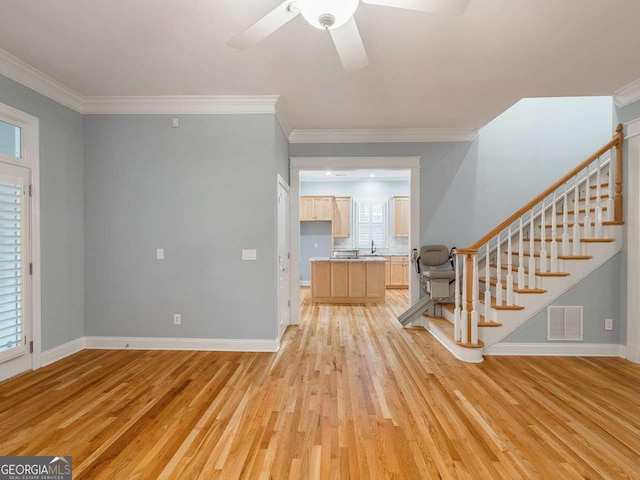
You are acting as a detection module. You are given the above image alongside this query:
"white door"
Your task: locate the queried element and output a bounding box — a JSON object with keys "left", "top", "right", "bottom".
{"left": 277, "top": 177, "right": 291, "bottom": 341}
{"left": 0, "top": 163, "right": 31, "bottom": 381}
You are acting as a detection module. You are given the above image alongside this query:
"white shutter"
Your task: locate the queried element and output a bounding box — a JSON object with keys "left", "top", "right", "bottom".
{"left": 0, "top": 174, "right": 24, "bottom": 362}
{"left": 356, "top": 200, "right": 387, "bottom": 248}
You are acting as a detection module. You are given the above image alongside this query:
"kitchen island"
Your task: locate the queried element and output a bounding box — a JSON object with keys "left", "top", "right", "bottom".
{"left": 310, "top": 257, "right": 387, "bottom": 303}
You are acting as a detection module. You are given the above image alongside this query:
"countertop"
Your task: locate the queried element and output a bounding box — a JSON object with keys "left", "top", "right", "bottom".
{"left": 310, "top": 257, "right": 388, "bottom": 262}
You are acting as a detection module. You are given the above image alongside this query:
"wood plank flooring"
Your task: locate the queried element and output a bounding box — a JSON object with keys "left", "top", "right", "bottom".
{"left": 0, "top": 288, "right": 639, "bottom": 478}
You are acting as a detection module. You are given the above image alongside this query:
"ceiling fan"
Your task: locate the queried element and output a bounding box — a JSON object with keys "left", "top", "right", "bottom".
{"left": 227, "top": 0, "right": 470, "bottom": 73}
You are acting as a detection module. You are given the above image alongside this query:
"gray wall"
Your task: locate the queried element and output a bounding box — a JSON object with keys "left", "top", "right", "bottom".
{"left": 299, "top": 222, "right": 332, "bottom": 282}
{"left": 84, "top": 114, "right": 283, "bottom": 340}
{"left": 503, "top": 254, "right": 622, "bottom": 343}
{"left": 0, "top": 74, "right": 85, "bottom": 351}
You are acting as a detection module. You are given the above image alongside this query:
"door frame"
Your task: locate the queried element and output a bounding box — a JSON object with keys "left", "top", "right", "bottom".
{"left": 0, "top": 101, "right": 41, "bottom": 372}
{"left": 276, "top": 174, "right": 291, "bottom": 341}
{"left": 289, "top": 156, "right": 421, "bottom": 325}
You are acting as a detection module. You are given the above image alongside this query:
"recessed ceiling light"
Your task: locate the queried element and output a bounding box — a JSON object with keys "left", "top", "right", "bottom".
{"left": 369, "top": 174, "right": 376, "bottom": 178}
{"left": 326, "top": 171, "right": 332, "bottom": 176}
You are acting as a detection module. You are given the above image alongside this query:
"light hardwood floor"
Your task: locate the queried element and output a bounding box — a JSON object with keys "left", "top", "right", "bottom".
{"left": 1, "top": 289, "right": 639, "bottom": 479}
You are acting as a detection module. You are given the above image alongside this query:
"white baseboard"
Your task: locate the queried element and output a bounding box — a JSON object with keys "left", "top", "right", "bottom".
{"left": 83, "top": 336, "right": 280, "bottom": 352}
{"left": 300, "top": 280, "right": 310, "bottom": 287}
{"left": 625, "top": 343, "right": 640, "bottom": 363}
{"left": 41, "top": 337, "right": 86, "bottom": 366}
{"left": 485, "top": 342, "right": 626, "bottom": 357}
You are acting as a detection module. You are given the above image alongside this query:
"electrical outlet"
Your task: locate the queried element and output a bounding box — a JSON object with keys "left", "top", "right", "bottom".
{"left": 156, "top": 248, "right": 164, "bottom": 260}
{"left": 604, "top": 318, "right": 613, "bottom": 331}
{"left": 173, "top": 314, "right": 181, "bottom": 325}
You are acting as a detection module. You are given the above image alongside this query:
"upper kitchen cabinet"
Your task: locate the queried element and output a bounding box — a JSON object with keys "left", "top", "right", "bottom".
{"left": 332, "top": 197, "right": 351, "bottom": 237}
{"left": 300, "top": 196, "right": 333, "bottom": 221}
{"left": 392, "top": 196, "right": 409, "bottom": 237}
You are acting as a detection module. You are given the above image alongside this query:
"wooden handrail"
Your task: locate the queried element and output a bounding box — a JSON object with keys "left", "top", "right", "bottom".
{"left": 467, "top": 124, "right": 624, "bottom": 251}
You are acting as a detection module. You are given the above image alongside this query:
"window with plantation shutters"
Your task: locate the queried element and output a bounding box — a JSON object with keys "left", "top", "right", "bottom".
{"left": 356, "top": 200, "right": 387, "bottom": 249}
{"left": 0, "top": 174, "right": 25, "bottom": 363}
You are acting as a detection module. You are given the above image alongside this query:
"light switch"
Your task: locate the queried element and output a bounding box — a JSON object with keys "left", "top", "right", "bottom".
{"left": 242, "top": 249, "right": 257, "bottom": 260}
{"left": 172, "top": 118, "right": 179, "bottom": 128}
{"left": 156, "top": 248, "right": 164, "bottom": 260}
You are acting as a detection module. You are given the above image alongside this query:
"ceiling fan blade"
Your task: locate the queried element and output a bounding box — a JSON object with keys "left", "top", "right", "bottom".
{"left": 361, "top": 0, "right": 469, "bottom": 15}
{"left": 227, "top": 1, "right": 299, "bottom": 50}
{"left": 330, "top": 18, "right": 369, "bottom": 73}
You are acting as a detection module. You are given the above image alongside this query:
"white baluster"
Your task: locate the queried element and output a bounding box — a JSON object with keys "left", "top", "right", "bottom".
{"left": 550, "top": 190, "right": 558, "bottom": 272}
{"left": 506, "top": 226, "right": 514, "bottom": 305}
{"left": 539, "top": 200, "right": 548, "bottom": 273}
{"left": 495, "top": 233, "right": 503, "bottom": 306}
{"left": 518, "top": 217, "right": 525, "bottom": 289}
{"left": 572, "top": 175, "right": 581, "bottom": 255}
{"left": 484, "top": 243, "right": 491, "bottom": 324}
{"left": 595, "top": 156, "right": 603, "bottom": 238}
{"left": 453, "top": 254, "right": 461, "bottom": 342}
{"left": 528, "top": 209, "right": 536, "bottom": 289}
{"left": 584, "top": 165, "right": 592, "bottom": 238}
{"left": 607, "top": 158, "right": 614, "bottom": 221}
{"left": 471, "top": 254, "right": 479, "bottom": 345}
{"left": 461, "top": 255, "right": 468, "bottom": 344}
{"left": 562, "top": 182, "right": 570, "bottom": 256}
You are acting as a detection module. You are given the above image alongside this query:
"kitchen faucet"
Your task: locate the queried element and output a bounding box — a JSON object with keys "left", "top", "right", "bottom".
{"left": 371, "top": 240, "right": 376, "bottom": 254}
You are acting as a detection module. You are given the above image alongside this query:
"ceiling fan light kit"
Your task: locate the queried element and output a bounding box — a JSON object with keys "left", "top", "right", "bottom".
{"left": 227, "top": 0, "right": 470, "bottom": 72}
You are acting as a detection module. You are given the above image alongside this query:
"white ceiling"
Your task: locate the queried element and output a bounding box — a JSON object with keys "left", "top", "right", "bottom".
{"left": 1, "top": 0, "right": 640, "bottom": 132}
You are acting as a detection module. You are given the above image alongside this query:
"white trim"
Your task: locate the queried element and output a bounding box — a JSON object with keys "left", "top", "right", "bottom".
{"left": 84, "top": 336, "right": 280, "bottom": 352}
{"left": 41, "top": 337, "right": 85, "bottom": 366}
{"left": 614, "top": 78, "right": 640, "bottom": 108}
{"left": 626, "top": 343, "right": 640, "bottom": 363}
{"left": 289, "top": 128, "right": 478, "bottom": 144}
{"left": 424, "top": 324, "right": 484, "bottom": 363}
{"left": 625, "top": 117, "right": 640, "bottom": 139}
{"left": 300, "top": 280, "right": 311, "bottom": 287}
{"left": 274, "top": 98, "right": 291, "bottom": 138}
{"left": 291, "top": 156, "right": 421, "bottom": 169}
{"left": 0, "top": 47, "right": 84, "bottom": 112}
{"left": 289, "top": 156, "right": 421, "bottom": 326}
{"left": 485, "top": 342, "right": 626, "bottom": 357}
{"left": 82, "top": 95, "right": 280, "bottom": 115}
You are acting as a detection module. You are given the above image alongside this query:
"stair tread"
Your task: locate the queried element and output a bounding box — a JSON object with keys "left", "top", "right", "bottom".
{"left": 439, "top": 303, "right": 502, "bottom": 326}
{"left": 540, "top": 220, "right": 622, "bottom": 228}
{"left": 425, "top": 316, "right": 486, "bottom": 348}
{"left": 530, "top": 237, "right": 615, "bottom": 243}
{"left": 510, "top": 251, "right": 593, "bottom": 260}
{"left": 497, "top": 264, "right": 570, "bottom": 277}
{"left": 590, "top": 182, "right": 609, "bottom": 189}
{"left": 556, "top": 207, "right": 607, "bottom": 215}
{"left": 478, "top": 295, "right": 525, "bottom": 310}
{"left": 478, "top": 277, "right": 548, "bottom": 294}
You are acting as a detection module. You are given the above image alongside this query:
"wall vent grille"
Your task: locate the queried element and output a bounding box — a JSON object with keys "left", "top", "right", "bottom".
{"left": 547, "top": 306, "right": 583, "bottom": 341}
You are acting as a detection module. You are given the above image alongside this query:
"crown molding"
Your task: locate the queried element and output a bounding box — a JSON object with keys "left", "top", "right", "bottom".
{"left": 288, "top": 127, "right": 478, "bottom": 144}
{"left": 0, "top": 47, "right": 84, "bottom": 113}
{"left": 82, "top": 95, "right": 280, "bottom": 115}
{"left": 274, "top": 97, "right": 291, "bottom": 137}
{"left": 614, "top": 78, "right": 640, "bottom": 108}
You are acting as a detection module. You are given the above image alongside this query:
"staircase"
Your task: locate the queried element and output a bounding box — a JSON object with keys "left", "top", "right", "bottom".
{"left": 420, "top": 125, "right": 625, "bottom": 363}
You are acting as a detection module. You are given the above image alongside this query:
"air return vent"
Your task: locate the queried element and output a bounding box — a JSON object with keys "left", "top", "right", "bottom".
{"left": 547, "top": 306, "right": 583, "bottom": 341}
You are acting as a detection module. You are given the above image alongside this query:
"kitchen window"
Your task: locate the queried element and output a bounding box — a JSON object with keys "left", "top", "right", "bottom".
{"left": 356, "top": 199, "right": 387, "bottom": 249}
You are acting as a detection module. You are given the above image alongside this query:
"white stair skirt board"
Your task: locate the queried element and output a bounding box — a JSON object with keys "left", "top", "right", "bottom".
{"left": 84, "top": 336, "right": 280, "bottom": 352}
{"left": 627, "top": 343, "right": 640, "bottom": 363}
{"left": 478, "top": 229, "right": 623, "bottom": 347}
{"left": 424, "top": 321, "right": 483, "bottom": 363}
{"left": 41, "top": 337, "right": 86, "bottom": 366}
{"left": 485, "top": 343, "right": 626, "bottom": 357}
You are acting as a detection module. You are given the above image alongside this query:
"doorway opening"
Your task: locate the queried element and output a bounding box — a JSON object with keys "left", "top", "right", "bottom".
{"left": 290, "top": 157, "right": 421, "bottom": 326}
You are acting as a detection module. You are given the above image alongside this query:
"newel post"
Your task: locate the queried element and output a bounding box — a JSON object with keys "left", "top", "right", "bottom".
{"left": 614, "top": 123, "right": 624, "bottom": 223}
{"left": 455, "top": 248, "right": 478, "bottom": 345}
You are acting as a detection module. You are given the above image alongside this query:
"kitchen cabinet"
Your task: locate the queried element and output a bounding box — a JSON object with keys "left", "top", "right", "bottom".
{"left": 300, "top": 196, "right": 333, "bottom": 221}
{"left": 310, "top": 259, "right": 386, "bottom": 303}
{"left": 332, "top": 197, "right": 351, "bottom": 237}
{"left": 387, "top": 256, "right": 409, "bottom": 288}
{"left": 392, "top": 196, "right": 409, "bottom": 237}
